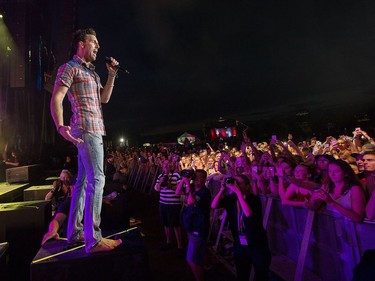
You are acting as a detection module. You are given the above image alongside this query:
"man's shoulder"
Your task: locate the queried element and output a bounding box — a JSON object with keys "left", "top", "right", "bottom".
{"left": 57, "top": 59, "right": 78, "bottom": 74}
{"left": 65, "top": 58, "right": 81, "bottom": 68}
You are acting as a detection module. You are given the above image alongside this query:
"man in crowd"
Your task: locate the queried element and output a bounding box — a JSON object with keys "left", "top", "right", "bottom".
{"left": 176, "top": 169, "right": 212, "bottom": 281}
{"left": 154, "top": 160, "right": 183, "bottom": 252}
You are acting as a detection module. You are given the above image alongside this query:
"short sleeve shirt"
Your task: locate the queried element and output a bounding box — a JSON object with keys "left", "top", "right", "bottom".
{"left": 55, "top": 55, "right": 105, "bottom": 135}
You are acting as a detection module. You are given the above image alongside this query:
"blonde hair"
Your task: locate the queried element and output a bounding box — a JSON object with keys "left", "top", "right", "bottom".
{"left": 60, "top": 169, "right": 72, "bottom": 179}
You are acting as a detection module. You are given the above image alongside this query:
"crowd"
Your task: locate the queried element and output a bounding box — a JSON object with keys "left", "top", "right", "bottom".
{"left": 42, "top": 126, "right": 375, "bottom": 281}
{"left": 106, "top": 127, "right": 375, "bottom": 223}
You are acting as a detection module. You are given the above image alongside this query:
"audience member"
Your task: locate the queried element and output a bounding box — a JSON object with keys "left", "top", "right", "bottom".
{"left": 3, "top": 148, "right": 21, "bottom": 168}
{"left": 313, "top": 159, "right": 366, "bottom": 222}
{"left": 63, "top": 155, "right": 77, "bottom": 175}
{"left": 176, "top": 169, "right": 211, "bottom": 281}
{"left": 211, "top": 174, "right": 271, "bottom": 281}
{"left": 154, "top": 160, "right": 183, "bottom": 251}
{"left": 312, "top": 154, "right": 334, "bottom": 185}
{"left": 363, "top": 151, "right": 375, "bottom": 219}
{"left": 45, "top": 169, "right": 74, "bottom": 213}
{"left": 281, "top": 164, "right": 313, "bottom": 207}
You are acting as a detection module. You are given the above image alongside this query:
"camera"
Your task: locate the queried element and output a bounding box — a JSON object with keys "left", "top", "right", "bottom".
{"left": 224, "top": 177, "right": 236, "bottom": 185}
{"left": 160, "top": 175, "right": 169, "bottom": 186}
{"left": 223, "top": 177, "right": 236, "bottom": 195}
{"left": 51, "top": 179, "right": 62, "bottom": 194}
{"left": 181, "top": 169, "right": 195, "bottom": 178}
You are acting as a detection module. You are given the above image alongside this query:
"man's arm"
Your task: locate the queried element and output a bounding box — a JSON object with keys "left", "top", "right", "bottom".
{"left": 100, "top": 74, "right": 116, "bottom": 103}
{"left": 100, "top": 57, "right": 119, "bottom": 103}
{"left": 366, "top": 191, "right": 375, "bottom": 220}
{"left": 50, "top": 85, "right": 68, "bottom": 131}
{"left": 50, "top": 85, "right": 83, "bottom": 144}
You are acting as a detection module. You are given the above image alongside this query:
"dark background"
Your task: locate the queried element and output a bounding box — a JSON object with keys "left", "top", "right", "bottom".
{"left": 0, "top": 0, "right": 375, "bottom": 159}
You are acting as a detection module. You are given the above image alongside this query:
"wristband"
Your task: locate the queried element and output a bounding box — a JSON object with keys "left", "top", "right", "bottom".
{"left": 58, "top": 125, "right": 64, "bottom": 133}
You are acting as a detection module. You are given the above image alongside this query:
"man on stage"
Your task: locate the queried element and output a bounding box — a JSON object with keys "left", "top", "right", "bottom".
{"left": 50, "top": 28, "right": 122, "bottom": 253}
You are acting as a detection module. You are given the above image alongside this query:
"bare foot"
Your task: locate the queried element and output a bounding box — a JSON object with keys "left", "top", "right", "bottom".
{"left": 88, "top": 238, "right": 122, "bottom": 254}
{"left": 41, "top": 232, "right": 59, "bottom": 245}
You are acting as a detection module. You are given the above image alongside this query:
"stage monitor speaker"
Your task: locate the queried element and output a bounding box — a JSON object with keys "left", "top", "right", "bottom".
{"left": 0, "top": 200, "right": 51, "bottom": 281}
{"left": 0, "top": 164, "right": 5, "bottom": 182}
{"left": 23, "top": 185, "right": 52, "bottom": 201}
{"left": 0, "top": 242, "right": 9, "bottom": 281}
{"left": 6, "top": 164, "right": 42, "bottom": 184}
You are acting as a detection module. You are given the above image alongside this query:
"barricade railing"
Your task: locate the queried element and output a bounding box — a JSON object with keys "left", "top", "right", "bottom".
{"left": 127, "top": 162, "right": 161, "bottom": 194}
{"left": 126, "top": 163, "right": 375, "bottom": 280}
{"left": 211, "top": 196, "right": 375, "bottom": 281}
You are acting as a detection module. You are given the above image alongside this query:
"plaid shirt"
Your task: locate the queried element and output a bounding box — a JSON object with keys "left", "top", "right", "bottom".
{"left": 55, "top": 55, "right": 105, "bottom": 135}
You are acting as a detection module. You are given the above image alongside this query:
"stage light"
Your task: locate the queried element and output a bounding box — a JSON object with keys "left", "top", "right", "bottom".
{"left": 0, "top": 14, "right": 3, "bottom": 19}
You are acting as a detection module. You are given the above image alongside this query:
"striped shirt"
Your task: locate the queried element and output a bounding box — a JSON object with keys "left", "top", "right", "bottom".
{"left": 55, "top": 55, "right": 105, "bottom": 135}
{"left": 155, "top": 172, "right": 182, "bottom": 205}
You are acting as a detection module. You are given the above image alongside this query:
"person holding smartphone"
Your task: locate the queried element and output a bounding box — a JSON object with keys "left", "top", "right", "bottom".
{"left": 45, "top": 169, "right": 74, "bottom": 213}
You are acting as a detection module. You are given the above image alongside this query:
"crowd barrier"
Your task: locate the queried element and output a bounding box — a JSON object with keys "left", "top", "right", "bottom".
{"left": 126, "top": 162, "right": 375, "bottom": 281}
{"left": 261, "top": 197, "right": 375, "bottom": 281}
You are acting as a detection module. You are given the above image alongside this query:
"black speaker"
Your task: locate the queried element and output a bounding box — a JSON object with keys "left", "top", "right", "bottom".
{"left": 31, "top": 227, "right": 150, "bottom": 281}
{"left": 0, "top": 163, "right": 5, "bottom": 183}
{"left": 0, "top": 182, "right": 30, "bottom": 203}
{"left": 0, "top": 242, "right": 9, "bottom": 281}
{"left": 6, "top": 164, "right": 42, "bottom": 184}
{"left": 0, "top": 200, "right": 52, "bottom": 281}
{"left": 23, "top": 185, "right": 52, "bottom": 201}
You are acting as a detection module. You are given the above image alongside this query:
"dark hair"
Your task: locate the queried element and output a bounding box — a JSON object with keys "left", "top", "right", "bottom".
{"left": 363, "top": 151, "right": 375, "bottom": 156}
{"left": 237, "top": 174, "right": 250, "bottom": 186}
{"left": 194, "top": 169, "right": 207, "bottom": 179}
{"left": 236, "top": 174, "right": 252, "bottom": 195}
{"left": 72, "top": 28, "right": 96, "bottom": 53}
{"left": 327, "top": 159, "right": 362, "bottom": 194}
{"left": 298, "top": 163, "right": 313, "bottom": 175}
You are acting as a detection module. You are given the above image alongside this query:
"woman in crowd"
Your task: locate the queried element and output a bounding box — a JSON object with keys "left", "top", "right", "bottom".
{"left": 312, "top": 154, "right": 334, "bottom": 185}
{"left": 180, "top": 155, "right": 192, "bottom": 170}
{"left": 256, "top": 164, "right": 277, "bottom": 196}
{"left": 45, "top": 169, "right": 74, "bottom": 212}
{"left": 281, "top": 164, "right": 313, "bottom": 207}
{"left": 205, "top": 156, "right": 218, "bottom": 176}
{"left": 275, "top": 160, "right": 295, "bottom": 198}
{"left": 313, "top": 159, "right": 366, "bottom": 222}
{"left": 252, "top": 152, "right": 277, "bottom": 196}
{"left": 352, "top": 153, "right": 365, "bottom": 179}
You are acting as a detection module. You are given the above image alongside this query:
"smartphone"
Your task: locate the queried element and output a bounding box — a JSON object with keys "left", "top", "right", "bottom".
{"left": 268, "top": 167, "right": 275, "bottom": 177}
{"left": 252, "top": 142, "right": 257, "bottom": 147}
{"left": 271, "top": 135, "right": 277, "bottom": 141}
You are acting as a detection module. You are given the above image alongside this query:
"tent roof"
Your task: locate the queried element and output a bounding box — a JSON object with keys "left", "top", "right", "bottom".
{"left": 178, "top": 132, "right": 195, "bottom": 138}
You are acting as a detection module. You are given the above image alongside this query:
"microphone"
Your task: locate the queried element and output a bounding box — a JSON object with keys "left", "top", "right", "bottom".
{"left": 105, "top": 57, "right": 129, "bottom": 74}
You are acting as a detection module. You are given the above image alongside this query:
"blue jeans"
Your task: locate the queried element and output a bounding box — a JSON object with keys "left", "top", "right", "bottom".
{"left": 67, "top": 128, "right": 105, "bottom": 253}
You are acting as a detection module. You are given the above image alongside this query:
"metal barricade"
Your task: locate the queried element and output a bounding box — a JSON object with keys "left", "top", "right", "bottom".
{"left": 209, "top": 188, "right": 375, "bottom": 281}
